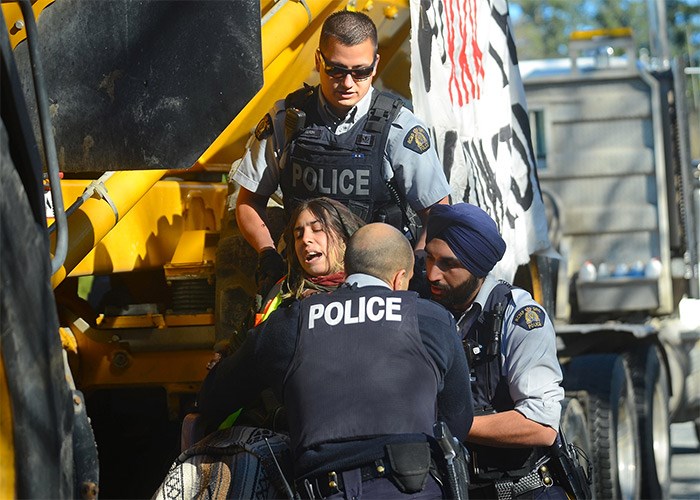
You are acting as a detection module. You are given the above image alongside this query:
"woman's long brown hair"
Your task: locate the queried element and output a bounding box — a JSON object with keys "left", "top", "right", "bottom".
{"left": 282, "top": 197, "right": 365, "bottom": 298}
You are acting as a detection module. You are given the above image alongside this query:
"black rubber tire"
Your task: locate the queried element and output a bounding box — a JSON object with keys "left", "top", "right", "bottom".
{"left": 563, "top": 354, "right": 641, "bottom": 500}
{"left": 624, "top": 344, "right": 671, "bottom": 499}
{"left": 560, "top": 396, "right": 595, "bottom": 492}
{"left": 1, "top": 120, "right": 75, "bottom": 497}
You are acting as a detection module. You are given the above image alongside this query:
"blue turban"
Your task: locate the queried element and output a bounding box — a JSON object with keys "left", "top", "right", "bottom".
{"left": 426, "top": 203, "right": 506, "bottom": 277}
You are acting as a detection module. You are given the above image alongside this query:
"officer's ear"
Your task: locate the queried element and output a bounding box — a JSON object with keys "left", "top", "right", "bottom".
{"left": 372, "top": 53, "right": 380, "bottom": 78}
{"left": 391, "top": 268, "right": 411, "bottom": 291}
{"left": 315, "top": 48, "right": 322, "bottom": 73}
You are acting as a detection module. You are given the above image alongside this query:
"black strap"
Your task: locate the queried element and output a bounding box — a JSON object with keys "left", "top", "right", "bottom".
{"left": 364, "top": 91, "right": 402, "bottom": 134}
{"left": 284, "top": 83, "right": 315, "bottom": 109}
{"left": 298, "top": 460, "right": 390, "bottom": 498}
{"left": 365, "top": 92, "right": 423, "bottom": 242}
{"left": 278, "top": 84, "right": 316, "bottom": 158}
{"left": 466, "top": 282, "right": 512, "bottom": 369}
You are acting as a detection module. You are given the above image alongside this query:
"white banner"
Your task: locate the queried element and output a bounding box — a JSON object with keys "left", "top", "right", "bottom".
{"left": 409, "top": 0, "right": 551, "bottom": 281}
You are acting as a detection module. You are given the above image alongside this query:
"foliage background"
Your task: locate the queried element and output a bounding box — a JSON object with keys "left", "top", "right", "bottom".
{"left": 509, "top": 0, "right": 700, "bottom": 156}
{"left": 509, "top": 0, "right": 700, "bottom": 61}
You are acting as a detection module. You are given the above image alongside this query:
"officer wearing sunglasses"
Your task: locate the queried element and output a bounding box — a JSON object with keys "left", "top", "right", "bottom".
{"left": 229, "top": 10, "right": 451, "bottom": 300}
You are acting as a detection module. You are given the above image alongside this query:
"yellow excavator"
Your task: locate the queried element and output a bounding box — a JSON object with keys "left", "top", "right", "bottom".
{"left": 2, "top": 1, "right": 697, "bottom": 499}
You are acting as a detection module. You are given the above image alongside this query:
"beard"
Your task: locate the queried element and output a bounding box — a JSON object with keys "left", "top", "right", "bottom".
{"left": 430, "top": 273, "right": 482, "bottom": 313}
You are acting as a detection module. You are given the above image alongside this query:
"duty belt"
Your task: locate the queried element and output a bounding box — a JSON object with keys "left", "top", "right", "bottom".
{"left": 298, "top": 459, "right": 390, "bottom": 498}
{"left": 492, "top": 461, "right": 555, "bottom": 500}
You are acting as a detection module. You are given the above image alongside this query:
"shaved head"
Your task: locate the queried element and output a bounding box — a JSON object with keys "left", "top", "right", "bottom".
{"left": 345, "top": 223, "right": 414, "bottom": 285}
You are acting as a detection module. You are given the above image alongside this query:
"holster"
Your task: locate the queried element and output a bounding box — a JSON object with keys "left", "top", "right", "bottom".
{"left": 548, "top": 433, "right": 592, "bottom": 499}
{"left": 385, "top": 442, "right": 431, "bottom": 494}
{"left": 445, "top": 441, "right": 471, "bottom": 500}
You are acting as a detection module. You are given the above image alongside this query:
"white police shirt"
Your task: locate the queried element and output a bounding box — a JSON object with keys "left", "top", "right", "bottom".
{"left": 460, "top": 274, "right": 564, "bottom": 429}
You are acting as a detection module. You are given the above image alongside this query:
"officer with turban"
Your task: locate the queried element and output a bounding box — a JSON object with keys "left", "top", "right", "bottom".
{"left": 425, "top": 203, "right": 567, "bottom": 499}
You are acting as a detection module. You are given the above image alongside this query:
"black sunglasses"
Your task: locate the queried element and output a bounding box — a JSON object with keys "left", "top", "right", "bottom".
{"left": 318, "top": 49, "right": 377, "bottom": 81}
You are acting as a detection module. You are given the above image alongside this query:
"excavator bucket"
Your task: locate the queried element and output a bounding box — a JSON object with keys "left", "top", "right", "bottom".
{"left": 13, "top": 0, "right": 262, "bottom": 172}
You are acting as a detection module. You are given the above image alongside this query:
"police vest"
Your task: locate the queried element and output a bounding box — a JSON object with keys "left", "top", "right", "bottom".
{"left": 464, "top": 282, "right": 513, "bottom": 412}
{"left": 279, "top": 87, "right": 402, "bottom": 223}
{"left": 283, "top": 286, "right": 439, "bottom": 453}
{"left": 461, "top": 282, "right": 543, "bottom": 480}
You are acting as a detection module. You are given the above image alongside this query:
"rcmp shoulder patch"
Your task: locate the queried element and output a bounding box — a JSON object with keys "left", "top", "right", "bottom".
{"left": 254, "top": 113, "right": 273, "bottom": 141}
{"left": 513, "top": 305, "right": 545, "bottom": 331}
{"left": 403, "top": 126, "right": 431, "bottom": 154}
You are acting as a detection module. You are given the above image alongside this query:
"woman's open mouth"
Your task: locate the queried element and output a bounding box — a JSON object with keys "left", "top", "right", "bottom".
{"left": 305, "top": 251, "right": 322, "bottom": 263}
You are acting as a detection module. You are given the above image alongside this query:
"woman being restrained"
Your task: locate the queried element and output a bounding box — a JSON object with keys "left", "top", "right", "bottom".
{"left": 254, "top": 197, "right": 365, "bottom": 324}
{"left": 213, "top": 197, "right": 365, "bottom": 430}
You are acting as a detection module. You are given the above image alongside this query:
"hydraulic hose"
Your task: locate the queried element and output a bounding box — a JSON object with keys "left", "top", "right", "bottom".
{"left": 18, "top": 0, "right": 67, "bottom": 275}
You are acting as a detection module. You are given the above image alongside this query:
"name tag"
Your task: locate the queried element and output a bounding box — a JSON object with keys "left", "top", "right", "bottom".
{"left": 308, "top": 296, "right": 402, "bottom": 329}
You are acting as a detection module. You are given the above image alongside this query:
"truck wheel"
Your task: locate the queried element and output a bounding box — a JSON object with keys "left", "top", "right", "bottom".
{"left": 563, "top": 354, "right": 641, "bottom": 500}
{"left": 624, "top": 344, "right": 671, "bottom": 499}
{"left": 560, "top": 396, "right": 594, "bottom": 492}
{"left": 662, "top": 342, "right": 688, "bottom": 419}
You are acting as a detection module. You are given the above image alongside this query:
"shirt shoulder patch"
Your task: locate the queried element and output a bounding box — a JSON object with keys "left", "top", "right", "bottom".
{"left": 403, "top": 125, "right": 431, "bottom": 154}
{"left": 513, "top": 305, "right": 545, "bottom": 331}
{"left": 254, "top": 113, "right": 273, "bottom": 141}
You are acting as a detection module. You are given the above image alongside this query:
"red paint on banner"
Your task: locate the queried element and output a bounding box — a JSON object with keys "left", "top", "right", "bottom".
{"left": 444, "top": 0, "right": 483, "bottom": 106}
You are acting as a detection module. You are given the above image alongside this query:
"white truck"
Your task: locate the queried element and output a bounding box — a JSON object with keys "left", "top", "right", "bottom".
{"left": 517, "top": 28, "right": 699, "bottom": 500}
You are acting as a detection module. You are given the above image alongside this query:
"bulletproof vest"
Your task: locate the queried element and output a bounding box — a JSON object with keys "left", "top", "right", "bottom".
{"left": 461, "top": 282, "right": 542, "bottom": 480}
{"left": 283, "top": 286, "right": 439, "bottom": 453}
{"left": 463, "top": 282, "right": 513, "bottom": 412}
{"left": 279, "top": 87, "right": 402, "bottom": 223}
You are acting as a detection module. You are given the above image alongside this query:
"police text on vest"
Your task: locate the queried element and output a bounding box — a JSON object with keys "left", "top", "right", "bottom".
{"left": 308, "top": 297, "right": 402, "bottom": 329}
{"left": 292, "top": 164, "right": 371, "bottom": 196}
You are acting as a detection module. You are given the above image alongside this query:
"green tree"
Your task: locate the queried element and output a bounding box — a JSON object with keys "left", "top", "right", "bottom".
{"left": 510, "top": 0, "right": 700, "bottom": 63}
{"left": 510, "top": 0, "right": 585, "bottom": 58}
{"left": 591, "top": 0, "right": 648, "bottom": 52}
{"left": 667, "top": 0, "right": 700, "bottom": 61}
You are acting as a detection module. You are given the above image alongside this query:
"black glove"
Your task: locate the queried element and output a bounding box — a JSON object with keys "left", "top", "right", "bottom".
{"left": 255, "top": 248, "right": 286, "bottom": 299}
{"left": 409, "top": 250, "right": 431, "bottom": 299}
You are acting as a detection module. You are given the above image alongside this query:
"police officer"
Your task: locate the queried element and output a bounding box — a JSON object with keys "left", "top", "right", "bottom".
{"left": 199, "top": 223, "right": 472, "bottom": 498}
{"left": 424, "top": 203, "right": 567, "bottom": 499}
{"left": 231, "top": 10, "right": 450, "bottom": 295}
